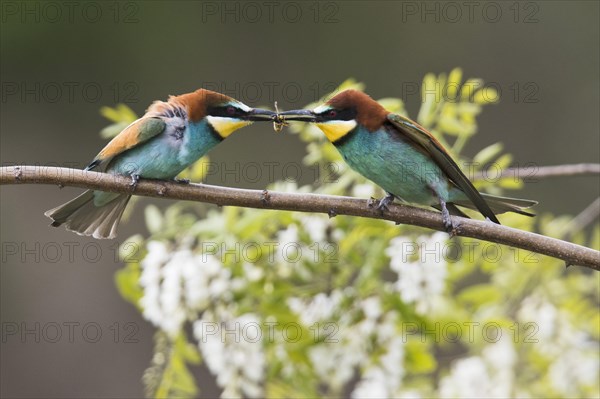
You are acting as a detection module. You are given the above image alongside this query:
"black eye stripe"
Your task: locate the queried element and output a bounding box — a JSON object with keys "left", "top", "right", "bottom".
{"left": 208, "top": 105, "right": 244, "bottom": 118}
{"left": 317, "top": 107, "right": 357, "bottom": 122}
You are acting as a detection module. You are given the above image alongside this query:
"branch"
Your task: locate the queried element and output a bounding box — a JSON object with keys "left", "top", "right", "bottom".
{"left": 474, "top": 163, "right": 600, "bottom": 180}
{"left": 2, "top": 166, "right": 599, "bottom": 271}
{"left": 564, "top": 197, "right": 600, "bottom": 239}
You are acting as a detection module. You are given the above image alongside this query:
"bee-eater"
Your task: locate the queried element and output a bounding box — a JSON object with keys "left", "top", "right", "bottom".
{"left": 46, "top": 89, "right": 275, "bottom": 239}
{"left": 278, "top": 90, "right": 536, "bottom": 230}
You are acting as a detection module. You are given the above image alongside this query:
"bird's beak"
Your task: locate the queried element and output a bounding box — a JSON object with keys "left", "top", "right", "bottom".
{"left": 277, "top": 109, "right": 317, "bottom": 122}
{"left": 243, "top": 108, "right": 278, "bottom": 121}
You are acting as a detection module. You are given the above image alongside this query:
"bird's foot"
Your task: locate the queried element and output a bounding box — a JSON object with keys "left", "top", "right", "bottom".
{"left": 440, "top": 201, "right": 458, "bottom": 237}
{"left": 429, "top": 185, "right": 458, "bottom": 237}
{"left": 129, "top": 174, "right": 140, "bottom": 189}
{"left": 442, "top": 212, "right": 456, "bottom": 236}
{"left": 14, "top": 166, "right": 22, "bottom": 181}
{"left": 376, "top": 193, "right": 395, "bottom": 214}
{"left": 174, "top": 178, "right": 190, "bottom": 184}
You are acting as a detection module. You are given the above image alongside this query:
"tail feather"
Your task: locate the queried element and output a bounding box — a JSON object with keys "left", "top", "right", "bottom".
{"left": 45, "top": 191, "right": 131, "bottom": 239}
{"left": 454, "top": 193, "right": 538, "bottom": 217}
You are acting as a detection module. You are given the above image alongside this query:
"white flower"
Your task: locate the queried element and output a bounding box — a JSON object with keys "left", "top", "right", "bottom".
{"left": 386, "top": 233, "right": 448, "bottom": 314}
{"left": 309, "top": 339, "right": 364, "bottom": 389}
{"left": 352, "top": 368, "right": 389, "bottom": 398}
{"left": 548, "top": 318, "right": 600, "bottom": 396}
{"left": 275, "top": 224, "right": 301, "bottom": 277}
{"left": 550, "top": 346, "right": 600, "bottom": 395}
{"left": 352, "top": 314, "right": 405, "bottom": 398}
{"left": 299, "top": 214, "right": 329, "bottom": 244}
{"left": 243, "top": 262, "right": 263, "bottom": 282}
{"left": 139, "top": 241, "right": 234, "bottom": 337}
{"left": 483, "top": 335, "right": 516, "bottom": 371}
{"left": 277, "top": 224, "right": 298, "bottom": 248}
{"left": 139, "top": 241, "right": 186, "bottom": 336}
{"left": 287, "top": 291, "right": 342, "bottom": 325}
{"left": 138, "top": 241, "right": 169, "bottom": 325}
{"left": 181, "top": 254, "right": 211, "bottom": 309}
{"left": 440, "top": 357, "right": 491, "bottom": 398}
{"left": 517, "top": 295, "right": 558, "bottom": 341}
{"left": 362, "top": 296, "right": 382, "bottom": 320}
{"left": 483, "top": 336, "right": 517, "bottom": 397}
{"left": 194, "top": 312, "right": 265, "bottom": 398}
{"left": 440, "top": 336, "right": 517, "bottom": 398}
{"left": 398, "top": 390, "right": 422, "bottom": 399}
{"left": 517, "top": 294, "right": 599, "bottom": 396}
{"left": 356, "top": 297, "right": 383, "bottom": 336}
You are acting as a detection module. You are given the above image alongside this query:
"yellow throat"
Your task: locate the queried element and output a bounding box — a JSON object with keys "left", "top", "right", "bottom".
{"left": 206, "top": 116, "right": 252, "bottom": 138}
{"left": 315, "top": 120, "right": 358, "bottom": 142}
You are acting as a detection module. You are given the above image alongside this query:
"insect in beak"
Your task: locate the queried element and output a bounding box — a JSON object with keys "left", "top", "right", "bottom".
{"left": 272, "top": 102, "right": 289, "bottom": 132}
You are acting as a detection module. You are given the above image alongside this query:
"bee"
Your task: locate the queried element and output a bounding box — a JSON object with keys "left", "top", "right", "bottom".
{"left": 273, "top": 101, "right": 288, "bottom": 132}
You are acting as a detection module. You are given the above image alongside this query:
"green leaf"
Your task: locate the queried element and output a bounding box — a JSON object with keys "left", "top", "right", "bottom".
{"left": 114, "top": 262, "right": 143, "bottom": 308}
{"left": 100, "top": 104, "right": 137, "bottom": 123}
{"left": 417, "top": 73, "right": 439, "bottom": 127}
{"left": 377, "top": 98, "right": 405, "bottom": 114}
{"left": 406, "top": 341, "right": 437, "bottom": 373}
{"left": 145, "top": 205, "right": 164, "bottom": 234}
{"left": 473, "top": 142, "right": 504, "bottom": 165}
{"left": 460, "top": 78, "right": 484, "bottom": 100}
{"left": 473, "top": 87, "right": 500, "bottom": 104}
{"left": 100, "top": 121, "right": 129, "bottom": 139}
{"left": 151, "top": 333, "right": 201, "bottom": 399}
{"left": 458, "top": 284, "right": 502, "bottom": 306}
{"left": 446, "top": 68, "right": 463, "bottom": 99}
{"left": 494, "top": 153, "right": 514, "bottom": 171}
{"left": 99, "top": 104, "right": 138, "bottom": 139}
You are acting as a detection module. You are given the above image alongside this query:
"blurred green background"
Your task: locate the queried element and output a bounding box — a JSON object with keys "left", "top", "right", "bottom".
{"left": 1, "top": 1, "right": 598, "bottom": 397}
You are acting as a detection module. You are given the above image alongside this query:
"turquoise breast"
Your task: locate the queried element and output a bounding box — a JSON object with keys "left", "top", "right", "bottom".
{"left": 335, "top": 125, "right": 451, "bottom": 205}
{"left": 93, "top": 120, "right": 221, "bottom": 206}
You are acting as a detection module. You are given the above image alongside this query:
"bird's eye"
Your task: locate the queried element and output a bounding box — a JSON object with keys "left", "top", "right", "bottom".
{"left": 226, "top": 106, "right": 236, "bottom": 115}
{"left": 328, "top": 110, "right": 337, "bottom": 118}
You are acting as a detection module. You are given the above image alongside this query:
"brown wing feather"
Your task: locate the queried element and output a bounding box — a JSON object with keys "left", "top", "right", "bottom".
{"left": 386, "top": 113, "right": 500, "bottom": 224}
{"left": 94, "top": 117, "right": 166, "bottom": 164}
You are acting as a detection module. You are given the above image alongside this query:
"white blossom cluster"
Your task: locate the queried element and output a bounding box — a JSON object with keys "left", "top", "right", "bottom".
{"left": 136, "top": 227, "right": 597, "bottom": 398}
{"left": 194, "top": 310, "right": 265, "bottom": 398}
{"left": 274, "top": 214, "right": 342, "bottom": 280}
{"left": 385, "top": 232, "right": 449, "bottom": 314}
{"left": 439, "top": 293, "right": 600, "bottom": 398}
{"left": 439, "top": 335, "right": 517, "bottom": 398}
{"left": 139, "top": 240, "right": 266, "bottom": 398}
{"left": 139, "top": 241, "right": 233, "bottom": 336}
{"left": 351, "top": 312, "right": 406, "bottom": 398}
{"left": 273, "top": 224, "right": 300, "bottom": 278}
{"left": 288, "top": 293, "right": 408, "bottom": 397}
{"left": 518, "top": 294, "right": 600, "bottom": 396}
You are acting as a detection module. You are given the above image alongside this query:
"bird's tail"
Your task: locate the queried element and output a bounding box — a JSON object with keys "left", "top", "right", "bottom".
{"left": 454, "top": 193, "right": 538, "bottom": 217}
{"left": 45, "top": 191, "right": 131, "bottom": 239}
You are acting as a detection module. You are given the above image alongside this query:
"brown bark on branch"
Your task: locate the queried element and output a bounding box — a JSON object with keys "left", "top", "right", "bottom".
{"left": 474, "top": 163, "right": 600, "bottom": 180}
{"left": 1, "top": 166, "right": 599, "bottom": 271}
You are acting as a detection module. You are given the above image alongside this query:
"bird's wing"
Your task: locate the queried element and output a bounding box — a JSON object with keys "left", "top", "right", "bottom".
{"left": 86, "top": 117, "right": 166, "bottom": 170}
{"left": 386, "top": 113, "right": 500, "bottom": 223}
